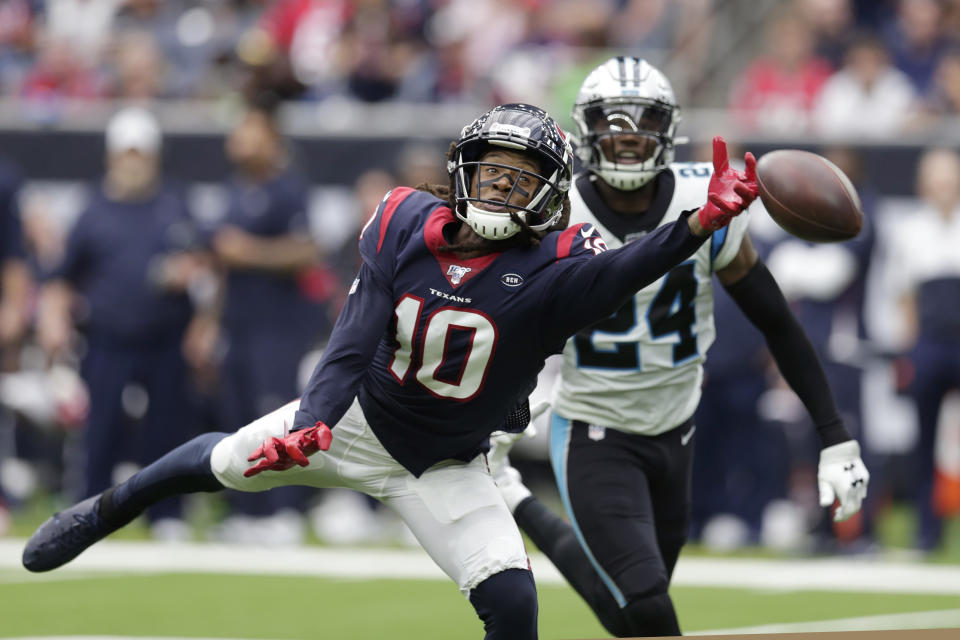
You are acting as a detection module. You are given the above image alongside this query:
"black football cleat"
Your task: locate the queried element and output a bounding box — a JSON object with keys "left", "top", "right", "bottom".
{"left": 22, "top": 495, "right": 117, "bottom": 572}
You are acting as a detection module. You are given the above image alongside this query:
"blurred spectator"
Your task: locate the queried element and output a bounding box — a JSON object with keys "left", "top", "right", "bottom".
{"left": 422, "top": 0, "right": 529, "bottom": 103}
{"left": 849, "top": 0, "right": 898, "bottom": 29}
{"left": 881, "top": 0, "right": 956, "bottom": 95}
{"left": 527, "top": 0, "right": 612, "bottom": 49}
{"left": 20, "top": 35, "right": 107, "bottom": 108}
{"left": 18, "top": 184, "right": 80, "bottom": 276}
{"left": 0, "top": 0, "right": 39, "bottom": 96}
{"left": 795, "top": 0, "right": 856, "bottom": 68}
{"left": 108, "top": 30, "right": 169, "bottom": 100}
{"left": 946, "top": 0, "right": 960, "bottom": 32}
{"left": 416, "top": 26, "right": 470, "bottom": 103}
{"left": 0, "top": 156, "right": 33, "bottom": 534}
{"left": 728, "top": 11, "right": 833, "bottom": 134}
{"left": 396, "top": 139, "right": 447, "bottom": 190}
{"left": 204, "top": 94, "right": 326, "bottom": 544}
{"left": 35, "top": 107, "right": 206, "bottom": 540}
{"left": 811, "top": 33, "right": 917, "bottom": 139}
{"left": 0, "top": 158, "right": 33, "bottom": 362}
{"left": 114, "top": 0, "right": 256, "bottom": 99}
{"left": 608, "top": 0, "right": 716, "bottom": 92}
{"left": 431, "top": 0, "right": 529, "bottom": 87}
{"left": 2, "top": 0, "right": 958, "bottom": 116}
{"left": 44, "top": 0, "right": 122, "bottom": 66}
{"left": 252, "top": 0, "right": 353, "bottom": 100}
{"left": 916, "top": 47, "right": 960, "bottom": 120}
{"left": 337, "top": 0, "right": 434, "bottom": 103}
{"left": 886, "top": 147, "right": 960, "bottom": 551}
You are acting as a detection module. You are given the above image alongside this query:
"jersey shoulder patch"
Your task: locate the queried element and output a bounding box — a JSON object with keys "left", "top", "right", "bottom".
{"left": 555, "top": 223, "right": 608, "bottom": 260}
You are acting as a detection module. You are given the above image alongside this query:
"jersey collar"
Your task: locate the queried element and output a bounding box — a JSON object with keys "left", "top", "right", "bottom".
{"left": 577, "top": 170, "right": 676, "bottom": 242}
{"left": 424, "top": 206, "right": 501, "bottom": 288}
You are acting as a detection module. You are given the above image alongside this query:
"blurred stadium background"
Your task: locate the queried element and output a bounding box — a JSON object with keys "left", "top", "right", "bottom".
{"left": 1, "top": 0, "right": 960, "bottom": 637}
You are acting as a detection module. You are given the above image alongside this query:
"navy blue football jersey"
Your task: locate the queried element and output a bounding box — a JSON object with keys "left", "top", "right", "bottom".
{"left": 48, "top": 185, "right": 195, "bottom": 343}
{"left": 218, "top": 168, "right": 314, "bottom": 336}
{"left": 296, "top": 187, "right": 705, "bottom": 475}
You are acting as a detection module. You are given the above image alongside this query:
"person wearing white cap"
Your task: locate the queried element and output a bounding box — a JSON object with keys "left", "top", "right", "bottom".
{"left": 35, "top": 106, "right": 209, "bottom": 542}
{"left": 103, "top": 106, "right": 162, "bottom": 201}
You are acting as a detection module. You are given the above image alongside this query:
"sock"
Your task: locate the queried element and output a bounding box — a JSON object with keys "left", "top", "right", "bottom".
{"left": 99, "top": 432, "right": 227, "bottom": 527}
{"left": 469, "top": 568, "right": 538, "bottom": 640}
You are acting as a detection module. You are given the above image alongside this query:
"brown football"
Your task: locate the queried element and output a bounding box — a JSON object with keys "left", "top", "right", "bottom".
{"left": 755, "top": 149, "right": 864, "bottom": 243}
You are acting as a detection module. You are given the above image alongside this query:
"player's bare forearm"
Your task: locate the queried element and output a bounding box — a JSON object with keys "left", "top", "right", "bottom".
{"left": 214, "top": 227, "right": 319, "bottom": 273}
{"left": 246, "top": 234, "right": 319, "bottom": 271}
{"left": 0, "top": 259, "right": 32, "bottom": 343}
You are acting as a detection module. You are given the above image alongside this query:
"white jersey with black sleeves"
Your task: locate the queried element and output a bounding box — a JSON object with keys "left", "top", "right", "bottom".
{"left": 552, "top": 163, "right": 751, "bottom": 435}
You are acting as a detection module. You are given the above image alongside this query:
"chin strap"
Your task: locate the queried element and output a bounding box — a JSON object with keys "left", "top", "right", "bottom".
{"left": 458, "top": 203, "right": 523, "bottom": 240}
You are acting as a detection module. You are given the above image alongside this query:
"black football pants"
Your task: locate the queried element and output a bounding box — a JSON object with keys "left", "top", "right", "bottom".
{"left": 552, "top": 417, "right": 693, "bottom": 601}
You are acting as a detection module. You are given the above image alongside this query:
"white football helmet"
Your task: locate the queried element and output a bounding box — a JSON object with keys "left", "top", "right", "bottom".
{"left": 571, "top": 56, "right": 681, "bottom": 191}
{"left": 448, "top": 103, "right": 573, "bottom": 240}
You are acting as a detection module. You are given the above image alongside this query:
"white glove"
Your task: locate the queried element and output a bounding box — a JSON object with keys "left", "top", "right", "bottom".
{"left": 818, "top": 440, "right": 870, "bottom": 522}
{"left": 530, "top": 399, "right": 551, "bottom": 422}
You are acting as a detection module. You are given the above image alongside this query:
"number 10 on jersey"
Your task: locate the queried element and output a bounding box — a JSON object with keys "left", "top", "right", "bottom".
{"left": 389, "top": 294, "right": 498, "bottom": 400}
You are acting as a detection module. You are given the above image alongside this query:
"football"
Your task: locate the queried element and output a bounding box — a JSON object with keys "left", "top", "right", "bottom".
{"left": 755, "top": 149, "right": 864, "bottom": 242}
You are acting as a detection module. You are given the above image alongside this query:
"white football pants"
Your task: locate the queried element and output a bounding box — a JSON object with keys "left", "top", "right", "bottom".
{"left": 210, "top": 398, "right": 529, "bottom": 595}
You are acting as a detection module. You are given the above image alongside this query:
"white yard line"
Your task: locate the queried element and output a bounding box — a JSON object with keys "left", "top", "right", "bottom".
{"left": 691, "top": 608, "right": 960, "bottom": 635}
{"left": 669, "top": 555, "right": 960, "bottom": 595}
{"left": 2, "top": 539, "right": 960, "bottom": 595}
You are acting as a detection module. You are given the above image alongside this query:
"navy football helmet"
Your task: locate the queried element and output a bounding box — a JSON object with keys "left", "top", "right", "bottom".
{"left": 448, "top": 103, "right": 573, "bottom": 240}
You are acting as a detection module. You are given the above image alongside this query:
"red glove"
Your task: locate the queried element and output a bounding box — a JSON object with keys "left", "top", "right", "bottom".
{"left": 244, "top": 422, "right": 333, "bottom": 478}
{"left": 697, "top": 136, "right": 759, "bottom": 231}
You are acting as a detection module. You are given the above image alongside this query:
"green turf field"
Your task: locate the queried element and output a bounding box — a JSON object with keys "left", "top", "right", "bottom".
{"left": 4, "top": 497, "right": 959, "bottom": 638}
{"left": 2, "top": 568, "right": 959, "bottom": 639}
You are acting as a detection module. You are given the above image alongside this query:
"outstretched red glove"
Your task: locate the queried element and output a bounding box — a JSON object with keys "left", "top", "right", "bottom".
{"left": 244, "top": 422, "right": 333, "bottom": 478}
{"left": 697, "top": 136, "right": 759, "bottom": 231}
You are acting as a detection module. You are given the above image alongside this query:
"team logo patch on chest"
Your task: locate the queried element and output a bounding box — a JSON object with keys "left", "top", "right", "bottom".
{"left": 447, "top": 264, "right": 472, "bottom": 285}
{"left": 500, "top": 273, "right": 524, "bottom": 287}
{"left": 587, "top": 424, "right": 606, "bottom": 441}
